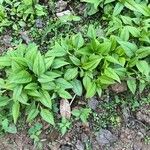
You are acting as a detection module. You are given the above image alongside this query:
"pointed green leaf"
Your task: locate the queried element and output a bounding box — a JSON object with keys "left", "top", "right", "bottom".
{"left": 127, "top": 78, "right": 136, "bottom": 94}
{"left": 40, "top": 108, "right": 55, "bottom": 126}
{"left": 58, "top": 89, "right": 72, "bottom": 99}
{"left": 64, "top": 67, "right": 78, "bottom": 80}
{"left": 104, "top": 68, "right": 121, "bottom": 83}
{"left": 71, "top": 79, "right": 83, "bottom": 96}
{"left": 12, "top": 101, "right": 20, "bottom": 124}
{"left": 13, "top": 85, "right": 23, "bottom": 101}
{"left": 33, "top": 51, "right": 46, "bottom": 76}
{"left": 27, "top": 108, "right": 39, "bottom": 122}
{"left": 39, "top": 90, "right": 52, "bottom": 109}
{"left": 10, "top": 70, "right": 32, "bottom": 84}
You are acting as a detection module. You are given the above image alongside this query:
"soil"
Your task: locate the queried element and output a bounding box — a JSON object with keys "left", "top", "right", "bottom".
{"left": 0, "top": 102, "right": 149, "bottom": 150}
{"left": 0, "top": 1, "right": 150, "bottom": 150}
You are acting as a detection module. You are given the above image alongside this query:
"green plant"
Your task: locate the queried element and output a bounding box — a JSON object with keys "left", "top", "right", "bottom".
{"left": 28, "top": 123, "right": 43, "bottom": 148}
{"left": 0, "top": 23, "right": 149, "bottom": 126}
{"left": 72, "top": 108, "right": 92, "bottom": 123}
{"left": 1, "top": 118, "right": 17, "bottom": 134}
{"left": 0, "top": 43, "right": 57, "bottom": 125}
{"left": 81, "top": 0, "right": 150, "bottom": 16}
{"left": 58, "top": 117, "right": 71, "bottom": 135}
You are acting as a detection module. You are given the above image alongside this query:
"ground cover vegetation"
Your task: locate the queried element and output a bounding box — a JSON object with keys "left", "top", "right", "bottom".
{"left": 0, "top": 0, "right": 149, "bottom": 149}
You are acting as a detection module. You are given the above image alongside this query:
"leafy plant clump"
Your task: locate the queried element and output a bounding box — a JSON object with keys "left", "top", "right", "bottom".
{"left": 0, "top": 25, "right": 149, "bottom": 126}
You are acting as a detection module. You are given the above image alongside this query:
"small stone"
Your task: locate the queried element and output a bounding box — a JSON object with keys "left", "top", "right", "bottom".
{"left": 76, "top": 140, "right": 84, "bottom": 150}
{"left": 56, "top": 10, "right": 71, "bottom": 17}
{"left": 88, "top": 97, "right": 99, "bottom": 110}
{"left": 96, "top": 129, "right": 118, "bottom": 146}
{"left": 36, "top": 18, "right": 43, "bottom": 28}
{"left": 81, "top": 133, "right": 89, "bottom": 143}
{"left": 56, "top": 0, "right": 68, "bottom": 13}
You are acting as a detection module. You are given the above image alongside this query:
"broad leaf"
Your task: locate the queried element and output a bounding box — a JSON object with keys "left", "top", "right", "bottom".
{"left": 46, "top": 42, "right": 67, "bottom": 57}
{"left": 127, "top": 78, "right": 136, "bottom": 94}
{"left": 39, "top": 90, "right": 52, "bottom": 109}
{"left": 51, "top": 58, "right": 69, "bottom": 69}
{"left": 40, "top": 108, "right": 55, "bottom": 125}
{"left": 10, "top": 70, "right": 32, "bottom": 84}
{"left": 71, "top": 79, "right": 83, "bottom": 96}
{"left": 27, "top": 108, "right": 39, "bottom": 122}
{"left": 104, "top": 68, "right": 121, "bottom": 83}
{"left": 55, "top": 78, "right": 73, "bottom": 89}
{"left": 13, "top": 85, "right": 23, "bottom": 101}
{"left": 33, "top": 51, "right": 46, "bottom": 76}
{"left": 58, "top": 89, "right": 72, "bottom": 99}
{"left": 82, "top": 55, "right": 102, "bottom": 71}
{"left": 64, "top": 67, "right": 78, "bottom": 80}
{"left": 0, "top": 96, "right": 10, "bottom": 107}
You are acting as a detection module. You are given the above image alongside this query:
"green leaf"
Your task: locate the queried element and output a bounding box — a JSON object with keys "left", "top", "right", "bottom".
{"left": 127, "top": 78, "right": 136, "bottom": 94}
{"left": 11, "top": 57, "right": 28, "bottom": 67}
{"left": 12, "top": 101, "right": 20, "bottom": 124}
{"left": 18, "top": 92, "right": 29, "bottom": 105}
{"left": 136, "top": 47, "right": 150, "bottom": 59}
{"left": 105, "top": 56, "right": 121, "bottom": 65}
{"left": 123, "top": 0, "right": 150, "bottom": 16}
{"left": 72, "top": 33, "right": 84, "bottom": 49}
{"left": 86, "top": 81, "right": 97, "bottom": 98}
{"left": 82, "top": 0, "right": 101, "bottom": 9}
{"left": 40, "top": 108, "right": 55, "bottom": 126}
{"left": 46, "top": 42, "right": 67, "bottom": 57}
{"left": 27, "top": 90, "right": 41, "bottom": 97}
{"left": 13, "top": 85, "right": 23, "bottom": 101}
{"left": 72, "top": 109, "right": 80, "bottom": 117}
{"left": 69, "top": 55, "right": 81, "bottom": 66}
{"left": 64, "top": 67, "right": 78, "bottom": 80}
{"left": 38, "top": 74, "right": 56, "bottom": 83}
{"left": 27, "top": 108, "right": 39, "bottom": 122}
{"left": 71, "top": 79, "right": 83, "bottom": 96}
{"left": 58, "top": 89, "right": 72, "bottom": 99}
{"left": 10, "top": 70, "right": 32, "bottom": 84}
{"left": 0, "top": 56, "right": 11, "bottom": 67}
{"left": 83, "top": 75, "right": 91, "bottom": 90}
{"left": 127, "top": 26, "right": 140, "bottom": 37}
{"left": 117, "top": 40, "right": 138, "bottom": 57}
{"left": 82, "top": 55, "right": 102, "bottom": 71}
{"left": 39, "top": 90, "right": 52, "bottom": 109}
{"left": 45, "top": 56, "right": 55, "bottom": 70}
{"left": 120, "top": 26, "right": 129, "bottom": 41}
{"left": 104, "top": 68, "right": 121, "bottom": 83}
{"left": 38, "top": 71, "right": 61, "bottom": 83}
{"left": 51, "top": 58, "right": 69, "bottom": 69}
{"left": 55, "top": 78, "right": 73, "bottom": 89}
{"left": 41, "top": 82, "right": 56, "bottom": 91}
{"left": 33, "top": 51, "right": 46, "bottom": 76}
{"left": 136, "top": 60, "right": 150, "bottom": 77}
{"left": 0, "top": 96, "right": 10, "bottom": 107}
{"left": 98, "top": 75, "right": 115, "bottom": 85}
{"left": 113, "top": 2, "right": 124, "bottom": 16}
{"left": 97, "top": 41, "right": 111, "bottom": 54}
{"left": 33, "top": 52, "right": 46, "bottom": 76}
{"left": 25, "top": 43, "right": 38, "bottom": 70}
{"left": 87, "top": 24, "right": 96, "bottom": 39}
{"left": 139, "top": 81, "right": 146, "bottom": 94}
{"left": 24, "top": 83, "right": 38, "bottom": 90}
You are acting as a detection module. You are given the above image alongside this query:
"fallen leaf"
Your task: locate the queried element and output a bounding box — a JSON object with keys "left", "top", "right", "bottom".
{"left": 60, "top": 99, "right": 71, "bottom": 119}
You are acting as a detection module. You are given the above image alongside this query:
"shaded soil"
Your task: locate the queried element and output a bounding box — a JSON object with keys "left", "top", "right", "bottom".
{"left": 0, "top": 104, "right": 149, "bottom": 150}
